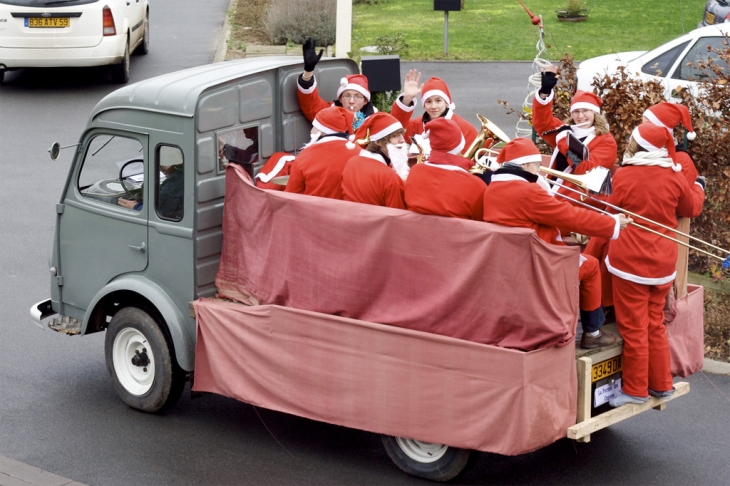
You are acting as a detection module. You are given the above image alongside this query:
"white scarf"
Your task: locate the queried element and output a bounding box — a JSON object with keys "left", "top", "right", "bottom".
{"left": 622, "top": 149, "right": 681, "bottom": 172}
{"left": 571, "top": 125, "right": 595, "bottom": 139}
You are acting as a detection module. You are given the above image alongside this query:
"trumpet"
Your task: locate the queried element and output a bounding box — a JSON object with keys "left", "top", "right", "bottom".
{"left": 463, "top": 114, "right": 511, "bottom": 174}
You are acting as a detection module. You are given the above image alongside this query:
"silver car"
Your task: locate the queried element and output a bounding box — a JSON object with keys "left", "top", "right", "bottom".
{"left": 698, "top": 0, "right": 730, "bottom": 27}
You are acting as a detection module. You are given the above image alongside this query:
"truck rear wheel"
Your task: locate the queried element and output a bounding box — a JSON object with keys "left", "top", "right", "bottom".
{"left": 381, "top": 435, "right": 473, "bottom": 482}
{"left": 105, "top": 307, "right": 184, "bottom": 412}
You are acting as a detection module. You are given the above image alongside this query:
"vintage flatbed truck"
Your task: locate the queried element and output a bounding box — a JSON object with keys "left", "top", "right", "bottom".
{"left": 29, "top": 58, "right": 704, "bottom": 482}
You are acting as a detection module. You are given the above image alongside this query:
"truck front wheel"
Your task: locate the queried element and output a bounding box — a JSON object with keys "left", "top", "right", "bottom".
{"left": 381, "top": 435, "right": 473, "bottom": 482}
{"left": 105, "top": 307, "right": 184, "bottom": 412}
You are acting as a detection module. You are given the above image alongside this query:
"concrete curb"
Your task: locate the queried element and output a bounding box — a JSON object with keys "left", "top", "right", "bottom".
{"left": 214, "top": 0, "right": 238, "bottom": 63}
{"left": 703, "top": 358, "right": 730, "bottom": 376}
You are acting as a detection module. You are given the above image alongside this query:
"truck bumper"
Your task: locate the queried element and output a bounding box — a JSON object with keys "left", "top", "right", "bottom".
{"left": 29, "top": 299, "right": 55, "bottom": 330}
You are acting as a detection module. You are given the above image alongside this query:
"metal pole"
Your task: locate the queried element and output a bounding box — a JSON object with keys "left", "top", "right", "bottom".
{"left": 444, "top": 10, "right": 449, "bottom": 55}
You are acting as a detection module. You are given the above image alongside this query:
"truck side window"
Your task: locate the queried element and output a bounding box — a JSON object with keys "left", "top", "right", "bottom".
{"left": 156, "top": 145, "right": 184, "bottom": 221}
{"left": 217, "top": 126, "right": 259, "bottom": 174}
{"left": 78, "top": 135, "right": 145, "bottom": 208}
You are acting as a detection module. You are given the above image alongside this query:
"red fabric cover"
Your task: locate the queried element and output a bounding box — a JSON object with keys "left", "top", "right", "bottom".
{"left": 216, "top": 163, "right": 580, "bottom": 351}
{"left": 667, "top": 284, "right": 705, "bottom": 378}
{"left": 192, "top": 299, "right": 578, "bottom": 455}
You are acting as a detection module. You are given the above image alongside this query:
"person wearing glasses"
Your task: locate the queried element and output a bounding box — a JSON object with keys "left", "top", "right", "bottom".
{"left": 297, "top": 38, "right": 377, "bottom": 132}
{"left": 390, "top": 71, "right": 478, "bottom": 151}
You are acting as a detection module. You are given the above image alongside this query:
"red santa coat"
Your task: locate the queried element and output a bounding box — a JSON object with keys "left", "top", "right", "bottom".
{"left": 390, "top": 97, "right": 478, "bottom": 150}
{"left": 404, "top": 151, "right": 485, "bottom": 221}
{"left": 482, "top": 168, "right": 620, "bottom": 245}
{"left": 605, "top": 165, "right": 705, "bottom": 284}
{"left": 341, "top": 150, "right": 406, "bottom": 209}
{"left": 254, "top": 152, "right": 296, "bottom": 191}
{"left": 532, "top": 91, "right": 617, "bottom": 205}
{"left": 285, "top": 137, "right": 352, "bottom": 199}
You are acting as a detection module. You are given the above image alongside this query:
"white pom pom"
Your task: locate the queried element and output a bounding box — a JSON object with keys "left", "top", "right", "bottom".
{"left": 687, "top": 131, "right": 696, "bottom": 140}
{"left": 340, "top": 77, "right": 348, "bottom": 87}
{"left": 346, "top": 141, "right": 357, "bottom": 150}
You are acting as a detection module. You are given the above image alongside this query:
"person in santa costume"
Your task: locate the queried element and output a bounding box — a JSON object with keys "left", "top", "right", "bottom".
{"left": 390, "top": 70, "right": 478, "bottom": 153}
{"left": 404, "top": 117, "right": 485, "bottom": 220}
{"left": 584, "top": 102, "right": 703, "bottom": 312}
{"left": 533, "top": 66, "right": 617, "bottom": 206}
{"left": 285, "top": 106, "right": 355, "bottom": 199}
{"left": 341, "top": 112, "right": 409, "bottom": 209}
{"left": 297, "top": 38, "right": 376, "bottom": 132}
{"left": 482, "top": 138, "right": 632, "bottom": 349}
{"left": 253, "top": 153, "right": 296, "bottom": 191}
{"left": 605, "top": 122, "right": 705, "bottom": 407}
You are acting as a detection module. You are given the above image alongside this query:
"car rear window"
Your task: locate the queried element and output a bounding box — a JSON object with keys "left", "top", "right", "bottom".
{"left": 641, "top": 41, "right": 690, "bottom": 77}
{"left": 0, "top": 0, "right": 97, "bottom": 6}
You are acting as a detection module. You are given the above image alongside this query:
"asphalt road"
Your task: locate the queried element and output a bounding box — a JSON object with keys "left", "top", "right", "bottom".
{"left": 1, "top": 4, "right": 729, "bottom": 485}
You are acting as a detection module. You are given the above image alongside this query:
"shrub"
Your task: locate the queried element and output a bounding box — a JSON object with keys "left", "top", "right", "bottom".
{"left": 264, "top": 0, "right": 336, "bottom": 46}
{"left": 374, "top": 32, "right": 410, "bottom": 57}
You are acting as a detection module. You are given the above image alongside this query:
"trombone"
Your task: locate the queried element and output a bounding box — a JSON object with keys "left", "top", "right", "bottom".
{"left": 542, "top": 175, "right": 730, "bottom": 268}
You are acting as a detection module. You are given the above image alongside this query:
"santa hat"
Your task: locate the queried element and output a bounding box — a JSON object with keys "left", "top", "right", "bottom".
{"left": 421, "top": 77, "right": 455, "bottom": 111}
{"left": 312, "top": 106, "right": 355, "bottom": 135}
{"left": 496, "top": 137, "right": 542, "bottom": 165}
{"left": 631, "top": 122, "right": 679, "bottom": 162}
{"left": 643, "top": 102, "right": 696, "bottom": 140}
{"left": 347, "top": 112, "right": 403, "bottom": 149}
{"left": 336, "top": 74, "right": 371, "bottom": 101}
{"left": 424, "top": 118, "right": 465, "bottom": 155}
{"left": 570, "top": 90, "right": 602, "bottom": 113}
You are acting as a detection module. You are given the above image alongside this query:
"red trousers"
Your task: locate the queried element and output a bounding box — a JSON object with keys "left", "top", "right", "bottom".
{"left": 584, "top": 236, "right": 613, "bottom": 307}
{"left": 612, "top": 276, "right": 673, "bottom": 397}
{"left": 579, "top": 254, "right": 601, "bottom": 312}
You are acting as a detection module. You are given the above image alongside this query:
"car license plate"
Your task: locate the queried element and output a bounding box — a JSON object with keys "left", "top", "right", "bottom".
{"left": 706, "top": 11, "right": 716, "bottom": 24}
{"left": 26, "top": 17, "right": 70, "bottom": 28}
{"left": 594, "top": 378, "right": 621, "bottom": 407}
{"left": 591, "top": 356, "right": 622, "bottom": 383}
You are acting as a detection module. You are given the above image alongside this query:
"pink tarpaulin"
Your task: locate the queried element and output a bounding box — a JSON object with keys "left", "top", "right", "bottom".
{"left": 192, "top": 299, "right": 578, "bottom": 455}
{"left": 667, "top": 284, "right": 705, "bottom": 378}
{"left": 216, "top": 164, "right": 581, "bottom": 351}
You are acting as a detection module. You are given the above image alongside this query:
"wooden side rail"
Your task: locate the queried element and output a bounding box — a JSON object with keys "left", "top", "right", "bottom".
{"left": 567, "top": 381, "right": 690, "bottom": 441}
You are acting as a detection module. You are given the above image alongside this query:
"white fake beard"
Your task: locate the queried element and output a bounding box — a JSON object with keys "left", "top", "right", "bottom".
{"left": 302, "top": 132, "right": 321, "bottom": 149}
{"left": 387, "top": 143, "right": 410, "bottom": 181}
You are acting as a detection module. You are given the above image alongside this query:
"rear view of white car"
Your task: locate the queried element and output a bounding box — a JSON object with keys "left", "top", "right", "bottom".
{"left": 0, "top": 0, "right": 149, "bottom": 84}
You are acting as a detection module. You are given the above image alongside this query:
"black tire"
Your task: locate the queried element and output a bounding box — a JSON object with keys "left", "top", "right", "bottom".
{"left": 110, "top": 37, "right": 130, "bottom": 84}
{"left": 137, "top": 11, "right": 149, "bottom": 55}
{"left": 105, "top": 307, "right": 185, "bottom": 413}
{"left": 381, "top": 435, "right": 473, "bottom": 482}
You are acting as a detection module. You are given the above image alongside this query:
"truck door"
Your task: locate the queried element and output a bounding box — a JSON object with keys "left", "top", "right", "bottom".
{"left": 57, "top": 131, "right": 149, "bottom": 315}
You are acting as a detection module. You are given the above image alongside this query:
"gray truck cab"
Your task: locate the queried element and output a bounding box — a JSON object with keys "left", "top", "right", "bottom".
{"left": 31, "top": 57, "right": 358, "bottom": 411}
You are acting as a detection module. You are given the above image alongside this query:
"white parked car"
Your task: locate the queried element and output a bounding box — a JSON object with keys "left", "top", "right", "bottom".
{"left": 577, "top": 23, "right": 730, "bottom": 100}
{"left": 0, "top": 0, "right": 149, "bottom": 84}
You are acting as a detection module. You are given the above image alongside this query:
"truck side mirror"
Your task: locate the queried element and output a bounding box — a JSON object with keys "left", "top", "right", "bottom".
{"left": 49, "top": 142, "right": 61, "bottom": 161}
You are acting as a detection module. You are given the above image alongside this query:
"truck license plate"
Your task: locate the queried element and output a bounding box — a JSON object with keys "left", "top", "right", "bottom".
{"left": 592, "top": 356, "right": 622, "bottom": 383}
{"left": 706, "top": 12, "right": 715, "bottom": 24}
{"left": 26, "top": 17, "right": 70, "bottom": 28}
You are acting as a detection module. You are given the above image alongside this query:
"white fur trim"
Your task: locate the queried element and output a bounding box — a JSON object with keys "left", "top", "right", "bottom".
{"left": 297, "top": 76, "right": 317, "bottom": 95}
{"left": 422, "top": 89, "right": 451, "bottom": 107}
{"left": 535, "top": 90, "right": 554, "bottom": 105}
{"left": 312, "top": 118, "right": 338, "bottom": 135}
{"left": 444, "top": 105, "right": 456, "bottom": 118}
{"left": 579, "top": 254, "right": 587, "bottom": 266}
{"left": 337, "top": 83, "right": 370, "bottom": 101}
{"left": 503, "top": 153, "right": 542, "bottom": 165}
{"left": 694, "top": 181, "right": 705, "bottom": 191}
{"left": 359, "top": 149, "right": 387, "bottom": 165}
{"left": 687, "top": 131, "right": 696, "bottom": 140}
{"left": 370, "top": 122, "right": 404, "bottom": 141}
{"left": 490, "top": 173, "right": 530, "bottom": 183}
{"left": 610, "top": 214, "right": 620, "bottom": 240}
{"left": 255, "top": 155, "right": 296, "bottom": 183}
{"left": 605, "top": 256, "right": 676, "bottom": 285}
{"left": 424, "top": 162, "right": 468, "bottom": 174}
{"left": 632, "top": 127, "right": 661, "bottom": 152}
{"left": 395, "top": 95, "right": 415, "bottom": 112}
{"left": 447, "top": 135, "right": 466, "bottom": 155}
{"left": 570, "top": 101, "right": 600, "bottom": 113}
{"left": 643, "top": 110, "right": 668, "bottom": 130}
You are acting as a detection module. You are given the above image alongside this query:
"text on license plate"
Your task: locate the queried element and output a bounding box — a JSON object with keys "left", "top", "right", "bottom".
{"left": 706, "top": 12, "right": 716, "bottom": 24}
{"left": 26, "top": 17, "right": 70, "bottom": 28}
{"left": 591, "top": 356, "right": 622, "bottom": 383}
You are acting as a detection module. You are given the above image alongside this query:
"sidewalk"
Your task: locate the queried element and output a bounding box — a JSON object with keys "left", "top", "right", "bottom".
{"left": 0, "top": 456, "right": 86, "bottom": 486}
